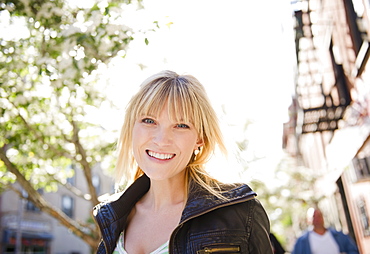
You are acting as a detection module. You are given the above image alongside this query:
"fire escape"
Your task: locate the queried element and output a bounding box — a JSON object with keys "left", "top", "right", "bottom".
{"left": 294, "top": 1, "right": 351, "bottom": 134}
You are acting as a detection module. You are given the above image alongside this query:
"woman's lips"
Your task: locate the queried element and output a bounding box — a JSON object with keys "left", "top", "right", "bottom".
{"left": 146, "top": 150, "right": 176, "bottom": 160}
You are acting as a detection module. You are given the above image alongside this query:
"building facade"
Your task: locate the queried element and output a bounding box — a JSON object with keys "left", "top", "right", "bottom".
{"left": 0, "top": 164, "right": 114, "bottom": 254}
{"left": 284, "top": 0, "right": 370, "bottom": 253}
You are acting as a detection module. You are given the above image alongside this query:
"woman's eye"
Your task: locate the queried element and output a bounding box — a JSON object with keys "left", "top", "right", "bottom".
{"left": 177, "top": 123, "right": 190, "bottom": 129}
{"left": 142, "top": 118, "right": 155, "bottom": 124}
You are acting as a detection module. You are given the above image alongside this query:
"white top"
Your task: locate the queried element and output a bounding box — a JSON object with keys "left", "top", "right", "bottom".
{"left": 113, "top": 232, "right": 169, "bottom": 254}
{"left": 309, "top": 230, "right": 340, "bottom": 254}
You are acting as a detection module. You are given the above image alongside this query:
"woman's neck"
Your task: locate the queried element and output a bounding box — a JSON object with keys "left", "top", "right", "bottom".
{"left": 142, "top": 177, "right": 187, "bottom": 212}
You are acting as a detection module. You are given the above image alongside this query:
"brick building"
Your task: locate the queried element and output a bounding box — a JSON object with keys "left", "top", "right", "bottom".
{"left": 284, "top": 0, "right": 370, "bottom": 253}
{"left": 0, "top": 164, "right": 114, "bottom": 254}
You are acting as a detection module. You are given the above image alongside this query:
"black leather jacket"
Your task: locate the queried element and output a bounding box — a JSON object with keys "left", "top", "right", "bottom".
{"left": 93, "top": 174, "right": 272, "bottom": 254}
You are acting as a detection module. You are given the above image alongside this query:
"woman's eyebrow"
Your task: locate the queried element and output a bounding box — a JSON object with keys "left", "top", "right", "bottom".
{"left": 138, "top": 113, "right": 156, "bottom": 118}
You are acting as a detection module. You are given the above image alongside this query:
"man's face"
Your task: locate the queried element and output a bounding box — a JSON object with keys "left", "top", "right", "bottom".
{"left": 312, "top": 209, "right": 325, "bottom": 228}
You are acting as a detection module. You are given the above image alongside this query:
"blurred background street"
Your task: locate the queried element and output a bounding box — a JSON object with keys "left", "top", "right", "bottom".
{"left": 1, "top": 0, "right": 370, "bottom": 253}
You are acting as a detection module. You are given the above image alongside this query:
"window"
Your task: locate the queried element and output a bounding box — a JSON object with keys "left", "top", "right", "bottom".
{"left": 92, "top": 175, "right": 101, "bottom": 195}
{"left": 352, "top": 156, "right": 370, "bottom": 181}
{"left": 345, "top": 0, "right": 368, "bottom": 54}
{"left": 357, "top": 196, "right": 370, "bottom": 236}
{"left": 26, "top": 199, "right": 40, "bottom": 212}
{"left": 66, "top": 165, "right": 76, "bottom": 186}
{"left": 23, "top": 189, "right": 42, "bottom": 212}
{"left": 62, "top": 195, "right": 74, "bottom": 218}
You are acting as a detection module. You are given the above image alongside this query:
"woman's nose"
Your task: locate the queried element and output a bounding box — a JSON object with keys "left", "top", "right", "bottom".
{"left": 153, "top": 127, "right": 173, "bottom": 146}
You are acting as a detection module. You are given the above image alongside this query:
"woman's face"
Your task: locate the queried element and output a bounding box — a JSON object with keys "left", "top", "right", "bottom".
{"left": 132, "top": 104, "right": 202, "bottom": 181}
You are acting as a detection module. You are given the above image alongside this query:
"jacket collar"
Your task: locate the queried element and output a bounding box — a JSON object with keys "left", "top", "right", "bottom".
{"left": 95, "top": 174, "right": 257, "bottom": 223}
{"left": 94, "top": 174, "right": 256, "bottom": 252}
{"left": 93, "top": 174, "right": 150, "bottom": 222}
{"left": 181, "top": 179, "right": 256, "bottom": 223}
{"left": 93, "top": 175, "right": 150, "bottom": 254}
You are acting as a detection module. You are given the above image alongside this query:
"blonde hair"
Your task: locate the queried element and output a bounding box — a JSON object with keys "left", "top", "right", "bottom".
{"left": 115, "top": 70, "right": 227, "bottom": 196}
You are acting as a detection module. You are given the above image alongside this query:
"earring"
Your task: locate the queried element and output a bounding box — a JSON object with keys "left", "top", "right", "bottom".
{"left": 194, "top": 148, "right": 200, "bottom": 156}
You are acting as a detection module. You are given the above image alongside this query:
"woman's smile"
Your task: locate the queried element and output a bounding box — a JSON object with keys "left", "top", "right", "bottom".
{"left": 146, "top": 150, "right": 176, "bottom": 160}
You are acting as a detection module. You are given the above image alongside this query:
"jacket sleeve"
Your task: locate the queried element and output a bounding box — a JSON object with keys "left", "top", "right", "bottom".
{"left": 291, "top": 235, "right": 310, "bottom": 254}
{"left": 334, "top": 230, "right": 359, "bottom": 254}
{"left": 248, "top": 198, "right": 273, "bottom": 254}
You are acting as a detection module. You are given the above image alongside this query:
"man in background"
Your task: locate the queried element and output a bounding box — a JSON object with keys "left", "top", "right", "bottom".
{"left": 291, "top": 208, "right": 359, "bottom": 254}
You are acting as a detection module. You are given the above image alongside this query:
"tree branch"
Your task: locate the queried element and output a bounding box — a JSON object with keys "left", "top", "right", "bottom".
{"left": 70, "top": 120, "right": 99, "bottom": 206}
{"left": 0, "top": 145, "right": 100, "bottom": 248}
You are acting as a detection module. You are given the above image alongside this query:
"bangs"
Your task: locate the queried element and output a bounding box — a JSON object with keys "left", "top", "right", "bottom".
{"left": 135, "top": 78, "right": 203, "bottom": 133}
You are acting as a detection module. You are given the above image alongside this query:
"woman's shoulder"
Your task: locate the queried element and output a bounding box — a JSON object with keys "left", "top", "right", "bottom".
{"left": 219, "top": 182, "right": 256, "bottom": 199}
{"left": 93, "top": 191, "right": 124, "bottom": 218}
{"left": 220, "top": 181, "right": 254, "bottom": 191}
{"left": 186, "top": 181, "right": 256, "bottom": 212}
{"left": 94, "top": 175, "right": 150, "bottom": 214}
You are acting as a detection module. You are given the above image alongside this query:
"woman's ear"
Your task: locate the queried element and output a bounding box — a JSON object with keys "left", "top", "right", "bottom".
{"left": 195, "top": 138, "right": 204, "bottom": 147}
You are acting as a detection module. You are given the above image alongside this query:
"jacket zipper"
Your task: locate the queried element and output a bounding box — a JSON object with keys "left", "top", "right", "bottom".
{"left": 169, "top": 196, "right": 255, "bottom": 253}
{"left": 197, "top": 246, "right": 241, "bottom": 253}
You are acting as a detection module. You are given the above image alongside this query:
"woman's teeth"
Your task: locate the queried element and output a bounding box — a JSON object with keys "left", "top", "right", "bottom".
{"left": 147, "top": 150, "right": 175, "bottom": 160}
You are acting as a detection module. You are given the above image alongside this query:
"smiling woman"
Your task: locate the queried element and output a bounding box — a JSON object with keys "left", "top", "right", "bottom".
{"left": 116, "top": 71, "right": 224, "bottom": 188}
{"left": 93, "top": 70, "right": 273, "bottom": 254}
{"left": 131, "top": 103, "right": 202, "bottom": 182}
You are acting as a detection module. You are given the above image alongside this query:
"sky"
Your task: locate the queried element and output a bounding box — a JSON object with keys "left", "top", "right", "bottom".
{"left": 104, "top": 0, "right": 297, "bottom": 183}
{"left": 1, "top": 0, "right": 297, "bottom": 183}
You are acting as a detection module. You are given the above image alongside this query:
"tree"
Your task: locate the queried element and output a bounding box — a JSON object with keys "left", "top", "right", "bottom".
{"left": 249, "top": 152, "right": 321, "bottom": 248}
{"left": 0, "top": 0, "right": 152, "bottom": 249}
{"left": 233, "top": 120, "right": 321, "bottom": 249}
